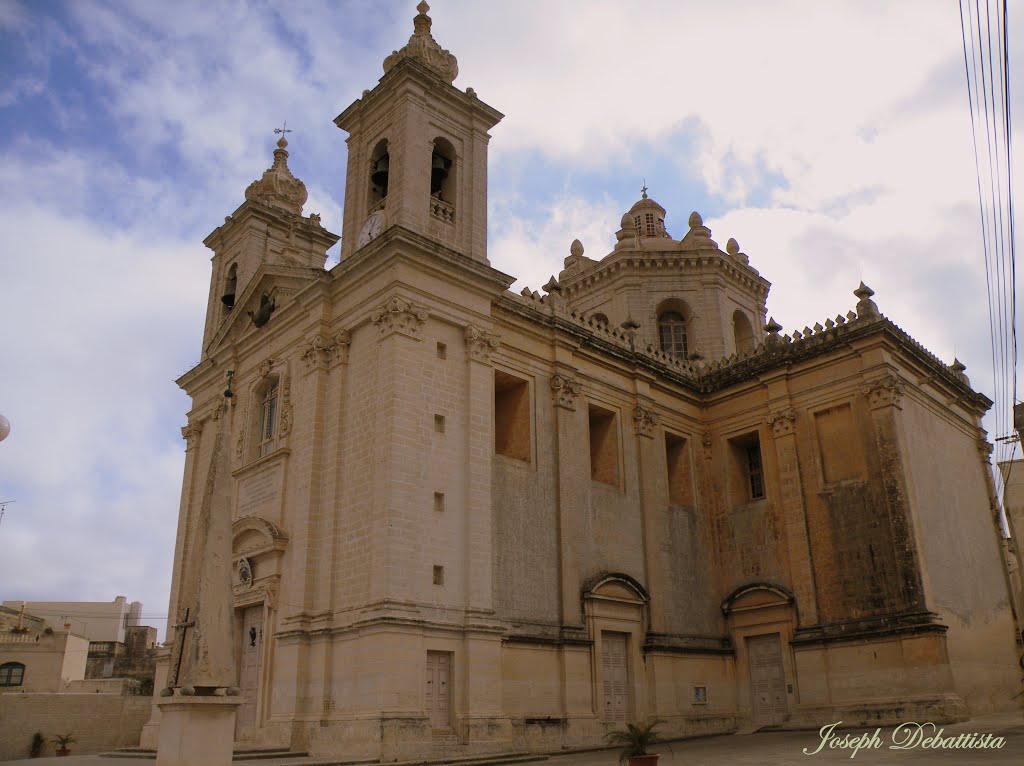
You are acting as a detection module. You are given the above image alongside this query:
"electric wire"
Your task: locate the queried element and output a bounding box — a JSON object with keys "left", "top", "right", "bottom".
{"left": 960, "top": 0, "right": 1018, "bottom": 513}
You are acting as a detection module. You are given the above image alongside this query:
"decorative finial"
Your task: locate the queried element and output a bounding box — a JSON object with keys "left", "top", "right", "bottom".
{"left": 765, "top": 317, "right": 783, "bottom": 347}
{"left": 854, "top": 281, "right": 879, "bottom": 319}
{"left": 641, "top": 180, "right": 648, "bottom": 200}
{"left": 853, "top": 281, "right": 874, "bottom": 300}
{"left": 950, "top": 358, "right": 969, "bottom": 385}
{"left": 274, "top": 121, "right": 292, "bottom": 149}
{"left": 726, "top": 237, "right": 739, "bottom": 255}
{"left": 543, "top": 275, "right": 562, "bottom": 294}
{"left": 688, "top": 211, "right": 703, "bottom": 229}
{"left": 245, "top": 130, "right": 308, "bottom": 214}
{"left": 383, "top": 0, "right": 458, "bottom": 81}
{"left": 570, "top": 239, "right": 584, "bottom": 257}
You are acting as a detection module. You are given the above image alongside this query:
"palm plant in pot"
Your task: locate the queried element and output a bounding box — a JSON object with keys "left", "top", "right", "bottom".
{"left": 52, "top": 733, "right": 75, "bottom": 757}
{"left": 604, "top": 720, "right": 665, "bottom": 766}
{"left": 29, "top": 731, "right": 45, "bottom": 758}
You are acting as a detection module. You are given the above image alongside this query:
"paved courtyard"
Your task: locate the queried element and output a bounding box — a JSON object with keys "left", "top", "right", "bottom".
{"left": 5, "top": 712, "right": 1022, "bottom": 766}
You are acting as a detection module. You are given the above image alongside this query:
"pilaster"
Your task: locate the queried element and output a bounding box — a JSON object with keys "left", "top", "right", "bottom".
{"left": 551, "top": 370, "right": 588, "bottom": 626}
{"left": 368, "top": 297, "right": 429, "bottom": 605}
{"left": 464, "top": 324, "right": 499, "bottom": 613}
{"left": 859, "top": 373, "right": 926, "bottom": 612}
{"left": 633, "top": 401, "right": 668, "bottom": 632}
{"left": 765, "top": 405, "right": 818, "bottom": 625}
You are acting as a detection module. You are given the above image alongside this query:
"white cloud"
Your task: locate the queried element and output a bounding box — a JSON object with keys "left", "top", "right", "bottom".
{"left": 490, "top": 191, "right": 621, "bottom": 291}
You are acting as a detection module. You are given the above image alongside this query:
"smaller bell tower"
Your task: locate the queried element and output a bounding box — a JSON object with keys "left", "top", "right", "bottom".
{"left": 335, "top": 2, "right": 502, "bottom": 263}
{"left": 199, "top": 135, "right": 339, "bottom": 356}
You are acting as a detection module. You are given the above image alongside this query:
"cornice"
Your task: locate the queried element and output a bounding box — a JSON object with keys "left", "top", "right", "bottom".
{"left": 203, "top": 199, "right": 339, "bottom": 253}
{"left": 334, "top": 58, "right": 503, "bottom": 134}
{"left": 330, "top": 224, "right": 515, "bottom": 298}
{"left": 560, "top": 249, "right": 770, "bottom": 302}
{"left": 494, "top": 290, "right": 989, "bottom": 410}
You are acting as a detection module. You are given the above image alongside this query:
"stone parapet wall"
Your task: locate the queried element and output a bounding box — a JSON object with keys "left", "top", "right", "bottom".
{"left": 0, "top": 693, "right": 149, "bottom": 761}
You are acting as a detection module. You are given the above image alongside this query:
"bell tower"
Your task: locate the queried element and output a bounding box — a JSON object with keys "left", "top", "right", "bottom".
{"left": 335, "top": 2, "right": 502, "bottom": 263}
{"left": 199, "top": 135, "right": 339, "bottom": 356}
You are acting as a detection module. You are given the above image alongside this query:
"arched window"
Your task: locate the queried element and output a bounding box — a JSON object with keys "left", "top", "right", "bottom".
{"left": 429, "top": 137, "right": 456, "bottom": 224}
{"left": 658, "top": 311, "right": 688, "bottom": 357}
{"left": 0, "top": 662, "right": 25, "bottom": 687}
{"left": 733, "top": 311, "right": 754, "bottom": 354}
{"left": 254, "top": 378, "right": 280, "bottom": 459}
{"left": 368, "top": 139, "right": 389, "bottom": 210}
{"left": 221, "top": 263, "right": 237, "bottom": 310}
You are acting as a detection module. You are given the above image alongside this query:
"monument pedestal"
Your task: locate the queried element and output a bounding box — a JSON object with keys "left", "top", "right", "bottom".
{"left": 156, "top": 695, "right": 242, "bottom": 766}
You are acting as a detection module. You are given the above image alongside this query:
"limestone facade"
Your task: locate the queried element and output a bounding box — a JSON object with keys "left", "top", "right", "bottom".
{"left": 151, "top": 3, "right": 1020, "bottom": 758}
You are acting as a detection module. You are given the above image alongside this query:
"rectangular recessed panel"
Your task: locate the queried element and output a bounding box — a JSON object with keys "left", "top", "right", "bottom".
{"left": 747, "top": 633, "right": 787, "bottom": 726}
{"left": 238, "top": 605, "right": 264, "bottom": 728}
{"left": 601, "top": 631, "right": 629, "bottom": 722}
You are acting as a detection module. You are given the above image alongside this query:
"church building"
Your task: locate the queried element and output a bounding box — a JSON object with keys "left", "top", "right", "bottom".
{"left": 144, "top": 3, "right": 1021, "bottom": 758}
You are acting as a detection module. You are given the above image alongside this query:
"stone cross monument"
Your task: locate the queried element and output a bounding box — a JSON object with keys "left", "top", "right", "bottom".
{"left": 156, "top": 394, "right": 242, "bottom": 766}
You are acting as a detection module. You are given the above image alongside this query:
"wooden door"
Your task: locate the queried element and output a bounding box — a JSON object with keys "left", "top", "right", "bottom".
{"left": 238, "top": 605, "right": 263, "bottom": 728}
{"left": 426, "top": 651, "right": 451, "bottom": 729}
{"left": 747, "top": 633, "right": 787, "bottom": 726}
{"left": 601, "top": 631, "right": 629, "bottom": 722}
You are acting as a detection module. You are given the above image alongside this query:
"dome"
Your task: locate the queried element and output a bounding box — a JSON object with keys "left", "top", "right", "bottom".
{"left": 244, "top": 137, "right": 308, "bottom": 215}
{"left": 624, "top": 186, "right": 670, "bottom": 239}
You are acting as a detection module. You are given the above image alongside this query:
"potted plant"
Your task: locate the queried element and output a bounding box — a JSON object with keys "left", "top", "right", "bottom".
{"left": 29, "top": 731, "right": 44, "bottom": 758}
{"left": 52, "top": 733, "right": 75, "bottom": 757}
{"left": 604, "top": 720, "right": 665, "bottom": 766}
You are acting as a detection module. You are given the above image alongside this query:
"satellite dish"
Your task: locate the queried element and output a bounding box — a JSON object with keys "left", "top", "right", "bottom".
{"left": 0, "top": 415, "right": 9, "bottom": 443}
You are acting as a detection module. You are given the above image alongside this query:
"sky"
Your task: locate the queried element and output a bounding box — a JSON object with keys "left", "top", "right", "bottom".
{"left": 0, "top": 0, "right": 1021, "bottom": 641}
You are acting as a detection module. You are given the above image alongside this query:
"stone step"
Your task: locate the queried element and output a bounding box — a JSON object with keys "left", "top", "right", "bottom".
{"left": 102, "top": 748, "right": 542, "bottom": 765}
{"left": 102, "top": 746, "right": 309, "bottom": 760}
{"left": 302, "top": 752, "right": 543, "bottom": 766}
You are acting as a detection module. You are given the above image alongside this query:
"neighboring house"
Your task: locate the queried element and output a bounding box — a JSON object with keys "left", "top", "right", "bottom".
{"left": 0, "top": 598, "right": 157, "bottom": 690}
{"left": 2, "top": 595, "right": 142, "bottom": 644}
{"left": 149, "top": 4, "right": 1020, "bottom": 760}
{"left": 0, "top": 606, "right": 88, "bottom": 693}
{"left": 0, "top": 601, "right": 157, "bottom": 759}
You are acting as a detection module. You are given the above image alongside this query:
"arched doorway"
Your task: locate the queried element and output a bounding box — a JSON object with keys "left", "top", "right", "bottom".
{"left": 722, "top": 584, "right": 797, "bottom": 727}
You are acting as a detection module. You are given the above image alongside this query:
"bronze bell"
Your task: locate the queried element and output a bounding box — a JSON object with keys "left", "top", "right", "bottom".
{"left": 371, "top": 154, "right": 390, "bottom": 190}
{"left": 221, "top": 270, "right": 237, "bottom": 308}
{"left": 430, "top": 152, "right": 450, "bottom": 195}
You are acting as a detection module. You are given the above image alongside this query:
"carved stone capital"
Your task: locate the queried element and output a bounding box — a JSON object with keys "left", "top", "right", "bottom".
{"left": 766, "top": 407, "right": 797, "bottom": 438}
{"left": 181, "top": 420, "right": 203, "bottom": 451}
{"left": 633, "top": 405, "right": 659, "bottom": 438}
{"left": 301, "top": 329, "right": 351, "bottom": 374}
{"left": 371, "top": 297, "right": 429, "bottom": 340}
{"left": 861, "top": 374, "right": 904, "bottom": 410}
{"left": 701, "top": 432, "right": 713, "bottom": 459}
{"left": 258, "top": 358, "right": 274, "bottom": 379}
{"left": 977, "top": 438, "right": 994, "bottom": 459}
{"left": 464, "top": 325, "right": 499, "bottom": 363}
{"left": 550, "top": 373, "right": 581, "bottom": 411}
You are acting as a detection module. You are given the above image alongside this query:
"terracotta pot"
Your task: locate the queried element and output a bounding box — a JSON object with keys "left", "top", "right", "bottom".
{"left": 56, "top": 748, "right": 70, "bottom": 757}
{"left": 628, "top": 755, "right": 659, "bottom": 766}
